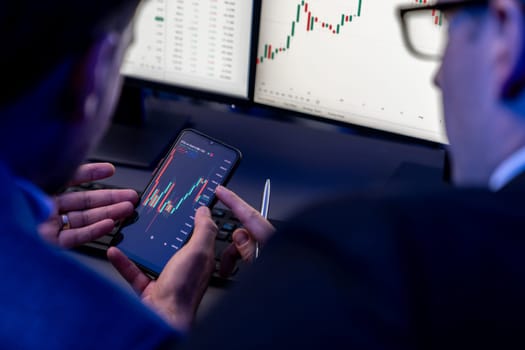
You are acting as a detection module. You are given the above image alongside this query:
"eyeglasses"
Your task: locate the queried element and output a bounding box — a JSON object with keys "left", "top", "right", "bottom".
{"left": 398, "top": 0, "right": 488, "bottom": 60}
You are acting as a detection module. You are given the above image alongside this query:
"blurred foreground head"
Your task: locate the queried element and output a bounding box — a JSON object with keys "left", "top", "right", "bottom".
{"left": 0, "top": 0, "right": 141, "bottom": 192}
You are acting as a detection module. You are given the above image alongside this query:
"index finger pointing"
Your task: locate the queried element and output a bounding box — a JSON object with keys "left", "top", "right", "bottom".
{"left": 186, "top": 206, "right": 217, "bottom": 251}
{"left": 215, "top": 186, "right": 275, "bottom": 244}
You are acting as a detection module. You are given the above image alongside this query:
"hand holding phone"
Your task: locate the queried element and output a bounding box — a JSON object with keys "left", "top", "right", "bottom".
{"left": 107, "top": 205, "right": 217, "bottom": 331}
{"left": 114, "top": 129, "right": 242, "bottom": 276}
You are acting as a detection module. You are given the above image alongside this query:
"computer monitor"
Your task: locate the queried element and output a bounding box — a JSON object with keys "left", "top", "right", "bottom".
{"left": 253, "top": 0, "right": 447, "bottom": 144}
{"left": 121, "top": 0, "right": 257, "bottom": 100}
{"left": 91, "top": 0, "right": 259, "bottom": 168}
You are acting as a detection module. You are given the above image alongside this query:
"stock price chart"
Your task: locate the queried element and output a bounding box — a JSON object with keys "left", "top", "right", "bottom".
{"left": 254, "top": 0, "right": 447, "bottom": 143}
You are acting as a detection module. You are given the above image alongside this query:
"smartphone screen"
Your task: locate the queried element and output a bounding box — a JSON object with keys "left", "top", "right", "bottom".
{"left": 115, "top": 129, "right": 241, "bottom": 276}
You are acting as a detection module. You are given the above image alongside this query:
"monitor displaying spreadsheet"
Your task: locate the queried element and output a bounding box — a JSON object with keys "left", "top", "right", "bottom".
{"left": 121, "top": 0, "right": 256, "bottom": 99}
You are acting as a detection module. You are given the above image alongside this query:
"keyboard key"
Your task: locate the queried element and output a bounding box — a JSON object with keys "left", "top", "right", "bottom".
{"left": 221, "top": 222, "right": 236, "bottom": 232}
{"left": 217, "top": 230, "right": 230, "bottom": 241}
{"left": 212, "top": 208, "right": 226, "bottom": 218}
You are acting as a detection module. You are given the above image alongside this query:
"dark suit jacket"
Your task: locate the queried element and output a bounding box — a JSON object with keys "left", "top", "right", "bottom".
{"left": 0, "top": 164, "right": 179, "bottom": 349}
{"left": 184, "top": 174, "right": 525, "bottom": 349}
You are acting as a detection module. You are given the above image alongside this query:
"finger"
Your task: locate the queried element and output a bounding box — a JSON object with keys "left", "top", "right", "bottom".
{"left": 68, "top": 163, "right": 116, "bottom": 186}
{"left": 185, "top": 207, "right": 217, "bottom": 251}
{"left": 38, "top": 218, "right": 62, "bottom": 244}
{"left": 219, "top": 242, "right": 241, "bottom": 278}
{"left": 66, "top": 201, "right": 135, "bottom": 229}
{"left": 58, "top": 219, "right": 115, "bottom": 248}
{"left": 232, "top": 228, "right": 256, "bottom": 262}
{"left": 107, "top": 247, "right": 151, "bottom": 294}
{"left": 215, "top": 186, "right": 275, "bottom": 243}
{"left": 56, "top": 189, "right": 139, "bottom": 212}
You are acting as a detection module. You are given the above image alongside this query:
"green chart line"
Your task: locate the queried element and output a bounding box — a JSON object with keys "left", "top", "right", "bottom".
{"left": 257, "top": 0, "right": 364, "bottom": 64}
{"left": 171, "top": 177, "right": 205, "bottom": 214}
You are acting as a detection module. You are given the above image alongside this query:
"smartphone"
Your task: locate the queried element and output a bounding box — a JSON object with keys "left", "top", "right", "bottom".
{"left": 114, "top": 129, "right": 242, "bottom": 276}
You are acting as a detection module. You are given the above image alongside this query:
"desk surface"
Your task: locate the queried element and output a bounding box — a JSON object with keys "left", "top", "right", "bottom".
{"left": 81, "top": 97, "right": 445, "bottom": 324}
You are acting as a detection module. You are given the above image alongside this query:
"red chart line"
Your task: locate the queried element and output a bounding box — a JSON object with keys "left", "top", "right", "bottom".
{"left": 157, "top": 181, "right": 176, "bottom": 213}
{"left": 146, "top": 211, "right": 161, "bottom": 233}
{"left": 193, "top": 179, "right": 209, "bottom": 203}
{"left": 143, "top": 148, "right": 176, "bottom": 206}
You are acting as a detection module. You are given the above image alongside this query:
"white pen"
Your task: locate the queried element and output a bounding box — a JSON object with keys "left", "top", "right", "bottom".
{"left": 256, "top": 179, "right": 271, "bottom": 259}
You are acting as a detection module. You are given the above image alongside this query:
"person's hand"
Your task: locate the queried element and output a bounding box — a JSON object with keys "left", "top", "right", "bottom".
{"left": 38, "top": 163, "right": 139, "bottom": 248}
{"left": 214, "top": 186, "right": 276, "bottom": 277}
{"left": 107, "top": 206, "right": 217, "bottom": 332}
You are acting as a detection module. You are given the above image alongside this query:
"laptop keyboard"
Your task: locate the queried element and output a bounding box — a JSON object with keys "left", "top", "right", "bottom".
{"left": 65, "top": 182, "right": 242, "bottom": 283}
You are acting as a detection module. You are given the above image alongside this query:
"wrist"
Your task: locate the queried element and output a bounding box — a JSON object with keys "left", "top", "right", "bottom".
{"left": 143, "top": 295, "right": 194, "bottom": 333}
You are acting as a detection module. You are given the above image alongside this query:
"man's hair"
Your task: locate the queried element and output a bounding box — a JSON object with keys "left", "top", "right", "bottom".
{"left": 0, "top": 1, "right": 140, "bottom": 107}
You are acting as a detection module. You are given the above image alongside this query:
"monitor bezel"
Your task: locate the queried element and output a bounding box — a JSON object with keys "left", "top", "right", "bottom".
{"left": 250, "top": 99, "right": 446, "bottom": 149}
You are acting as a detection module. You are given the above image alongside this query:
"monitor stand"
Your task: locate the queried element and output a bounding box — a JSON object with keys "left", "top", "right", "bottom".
{"left": 89, "top": 85, "right": 190, "bottom": 169}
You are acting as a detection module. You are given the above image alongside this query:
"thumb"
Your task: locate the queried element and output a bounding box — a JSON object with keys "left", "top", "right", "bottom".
{"left": 186, "top": 206, "right": 217, "bottom": 251}
{"left": 233, "top": 228, "right": 257, "bottom": 262}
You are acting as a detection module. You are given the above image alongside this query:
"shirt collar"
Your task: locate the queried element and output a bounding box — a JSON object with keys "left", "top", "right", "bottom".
{"left": 14, "top": 176, "right": 55, "bottom": 224}
{"left": 489, "top": 146, "right": 525, "bottom": 191}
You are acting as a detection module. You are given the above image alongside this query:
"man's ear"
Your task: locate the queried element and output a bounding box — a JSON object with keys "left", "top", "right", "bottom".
{"left": 493, "top": 0, "right": 525, "bottom": 99}
{"left": 70, "top": 33, "right": 121, "bottom": 122}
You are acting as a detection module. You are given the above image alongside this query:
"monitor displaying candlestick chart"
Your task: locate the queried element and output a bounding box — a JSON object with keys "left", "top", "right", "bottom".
{"left": 254, "top": 0, "right": 447, "bottom": 144}
{"left": 121, "top": 0, "right": 256, "bottom": 99}
{"left": 116, "top": 130, "right": 241, "bottom": 275}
